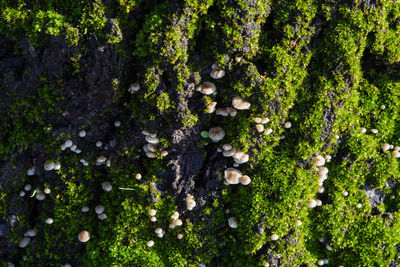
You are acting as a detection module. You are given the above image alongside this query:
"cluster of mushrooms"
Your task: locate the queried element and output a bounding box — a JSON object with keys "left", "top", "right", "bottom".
{"left": 142, "top": 130, "right": 168, "bottom": 159}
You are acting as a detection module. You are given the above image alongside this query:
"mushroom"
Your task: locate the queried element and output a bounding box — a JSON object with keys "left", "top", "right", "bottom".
{"left": 228, "top": 217, "right": 238, "bottom": 228}
{"left": 216, "top": 108, "right": 230, "bottom": 117}
{"left": 270, "top": 234, "right": 279, "bottom": 241}
{"left": 128, "top": 83, "right": 140, "bottom": 93}
{"left": 224, "top": 168, "right": 242, "bottom": 185}
{"left": 210, "top": 68, "right": 225, "bottom": 79}
{"left": 317, "top": 259, "right": 324, "bottom": 266}
{"left": 360, "top": 127, "right": 367, "bottom": 133}
{"left": 149, "top": 209, "right": 157, "bottom": 216}
{"left": 101, "top": 181, "right": 112, "bottom": 192}
{"left": 371, "top": 129, "right": 378, "bottom": 134}
{"left": 150, "top": 216, "right": 157, "bottom": 222}
{"left": 295, "top": 220, "right": 302, "bottom": 226}
{"left": 24, "top": 184, "right": 32, "bottom": 191}
{"left": 261, "top": 118, "right": 269, "bottom": 124}
{"left": 98, "top": 213, "right": 107, "bottom": 220}
{"left": 95, "top": 205, "right": 105, "bottom": 215}
{"left": 356, "top": 203, "right": 362, "bottom": 208}
{"left": 233, "top": 153, "right": 249, "bottom": 164}
{"left": 81, "top": 206, "right": 89, "bottom": 212}
{"left": 317, "top": 187, "right": 325, "bottom": 193}
{"left": 155, "top": 228, "right": 163, "bottom": 234}
{"left": 306, "top": 199, "right": 317, "bottom": 208}
{"left": 313, "top": 156, "right": 325, "bottom": 167}
{"left": 64, "top": 140, "right": 73, "bottom": 148}
{"left": 44, "top": 161, "right": 55, "bottom": 171}
{"left": 223, "top": 147, "right": 236, "bottom": 157}
{"left": 19, "top": 191, "right": 25, "bottom": 197}
{"left": 226, "top": 107, "right": 237, "bottom": 117}
{"left": 27, "top": 167, "right": 35, "bottom": 176}
{"left": 382, "top": 143, "right": 390, "bottom": 151}
{"left": 317, "top": 167, "right": 329, "bottom": 177}
{"left": 96, "top": 141, "right": 102, "bottom": 147}
{"left": 284, "top": 122, "right": 292, "bottom": 129}
{"left": 97, "top": 156, "right": 107, "bottom": 163}
{"left": 208, "top": 127, "right": 225, "bottom": 142}
{"left": 114, "top": 121, "right": 121, "bottom": 127}
{"left": 256, "top": 124, "right": 264, "bottom": 133}
{"left": 19, "top": 237, "right": 31, "bottom": 248}
{"left": 186, "top": 195, "right": 196, "bottom": 210}
{"left": 146, "top": 152, "right": 157, "bottom": 158}
{"left": 79, "top": 130, "right": 86, "bottom": 138}
{"left": 206, "top": 102, "right": 217, "bottom": 113}
{"left": 45, "top": 218, "right": 54, "bottom": 224}
{"left": 36, "top": 191, "right": 45, "bottom": 201}
{"left": 199, "top": 81, "right": 216, "bottom": 95}
{"left": 25, "top": 229, "right": 37, "bottom": 237}
{"left": 232, "top": 96, "right": 251, "bottom": 110}
{"left": 44, "top": 187, "right": 51, "bottom": 194}
{"left": 135, "top": 173, "right": 142, "bottom": 180}
{"left": 264, "top": 128, "right": 273, "bottom": 135}
{"left": 342, "top": 191, "right": 348, "bottom": 197}
{"left": 222, "top": 144, "right": 233, "bottom": 151}
{"left": 145, "top": 136, "right": 159, "bottom": 144}
{"left": 239, "top": 175, "right": 251, "bottom": 185}
{"left": 78, "top": 230, "right": 90, "bottom": 242}
{"left": 177, "top": 233, "right": 183, "bottom": 239}
{"left": 254, "top": 117, "right": 262, "bottom": 123}
{"left": 146, "top": 240, "right": 154, "bottom": 247}
{"left": 171, "top": 211, "right": 180, "bottom": 220}
{"left": 392, "top": 150, "right": 400, "bottom": 158}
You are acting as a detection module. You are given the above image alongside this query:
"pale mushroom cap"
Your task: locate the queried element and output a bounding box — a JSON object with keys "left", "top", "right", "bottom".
{"left": 155, "top": 228, "right": 163, "bottom": 234}
{"left": 19, "top": 237, "right": 31, "bottom": 248}
{"left": 96, "top": 141, "right": 103, "bottom": 147}
{"left": 317, "top": 167, "right": 329, "bottom": 176}
{"left": 306, "top": 199, "right": 317, "bottom": 208}
{"left": 316, "top": 199, "right": 322, "bottom": 206}
{"left": 149, "top": 209, "right": 157, "bottom": 216}
{"left": 240, "top": 175, "right": 251, "bottom": 185}
{"left": 284, "top": 122, "right": 292, "bottom": 129}
{"left": 295, "top": 220, "right": 302, "bottom": 226}
{"left": 232, "top": 96, "right": 251, "bottom": 110}
{"left": 101, "top": 181, "right": 112, "bottom": 192}
{"left": 19, "top": 191, "right": 25, "bottom": 197}
{"left": 254, "top": 117, "right": 262, "bottom": 123}
{"left": 79, "top": 130, "right": 86, "bottom": 137}
{"left": 44, "top": 161, "right": 55, "bottom": 171}
{"left": 150, "top": 216, "right": 157, "bottom": 222}
{"left": 270, "top": 234, "right": 279, "bottom": 241}
{"left": 223, "top": 147, "right": 236, "bottom": 157}
{"left": 216, "top": 108, "right": 230, "bottom": 116}
{"left": 70, "top": 145, "right": 77, "bottom": 152}
{"left": 261, "top": 118, "right": 270, "bottom": 124}
{"left": 25, "top": 229, "right": 37, "bottom": 237}
{"left": 360, "top": 127, "right": 367, "bottom": 133}
{"left": 234, "top": 153, "right": 249, "bottom": 164}
{"left": 317, "top": 187, "right": 325, "bottom": 193}
{"left": 186, "top": 199, "right": 196, "bottom": 210}
{"left": 256, "top": 124, "right": 264, "bottom": 133}
{"left": 392, "top": 150, "right": 400, "bottom": 158}
{"left": 135, "top": 173, "right": 142, "bottom": 180}
{"left": 177, "top": 233, "right": 183, "bottom": 239}
{"left": 207, "top": 102, "right": 217, "bottom": 113}
{"left": 317, "top": 259, "right": 324, "bottom": 266}
{"left": 171, "top": 211, "right": 180, "bottom": 220}
{"left": 382, "top": 143, "right": 390, "bottom": 150}
{"left": 27, "top": 167, "right": 35, "bottom": 176}
{"left": 147, "top": 240, "right": 154, "bottom": 247}
{"left": 313, "top": 156, "right": 325, "bottom": 167}
{"left": 44, "top": 187, "right": 51, "bottom": 194}
{"left": 161, "top": 151, "right": 168, "bottom": 157}
{"left": 174, "top": 219, "right": 183, "bottom": 226}
{"left": 45, "top": 218, "right": 54, "bottom": 224}
{"left": 145, "top": 136, "right": 160, "bottom": 144}
{"left": 224, "top": 168, "right": 242, "bottom": 185}
{"left": 64, "top": 139, "right": 73, "bottom": 148}
{"left": 24, "top": 184, "right": 32, "bottom": 191}
{"left": 356, "top": 203, "right": 362, "bottom": 208}
{"left": 222, "top": 144, "right": 232, "bottom": 151}
{"left": 200, "top": 81, "right": 216, "bottom": 95}
{"left": 97, "top": 156, "right": 107, "bottom": 163}
{"left": 371, "top": 128, "right": 378, "bottom": 134}
{"left": 36, "top": 192, "right": 45, "bottom": 201}
{"left": 208, "top": 127, "right": 225, "bottom": 142}
{"left": 78, "top": 230, "right": 90, "bottom": 242}
{"left": 210, "top": 68, "right": 225, "bottom": 79}
{"left": 227, "top": 107, "right": 237, "bottom": 117}
{"left": 81, "top": 206, "right": 89, "bottom": 212}
{"left": 228, "top": 217, "right": 238, "bottom": 228}
{"left": 95, "top": 205, "right": 105, "bottom": 214}
{"left": 146, "top": 152, "right": 157, "bottom": 158}
{"left": 146, "top": 143, "right": 157, "bottom": 152}
{"left": 114, "top": 121, "right": 121, "bottom": 127}
{"left": 129, "top": 83, "right": 140, "bottom": 93}
{"left": 98, "top": 213, "right": 107, "bottom": 220}
{"left": 342, "top": 191, "right": 348, "bottom": 196}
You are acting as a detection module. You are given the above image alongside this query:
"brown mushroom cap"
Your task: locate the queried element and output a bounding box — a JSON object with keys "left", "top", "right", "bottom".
{"left": 208, "top": 127, "right": 225, "bottom": 142}
{"left": 78, "top": 230, "right": 90, "bottom": 242}
{"left": 200, "top": 81, "right": 216, "bottom": 95}
{"left": 224, "top": 168, "right": 242, "bottom": 184}
{"left": 239, "top": 175, "right": 251, "bottom": 185}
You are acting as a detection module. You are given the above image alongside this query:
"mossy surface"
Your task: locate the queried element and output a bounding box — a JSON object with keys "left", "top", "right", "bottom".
{"left": 1, "top": 0, "right": 400, "bottom": 266}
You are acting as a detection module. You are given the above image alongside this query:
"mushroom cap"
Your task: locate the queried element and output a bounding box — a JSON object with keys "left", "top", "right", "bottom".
{"left": 155, "top": 228, "right": 163, "bottom": 234}
{"left": 239, "top": 175, "right": 251, "bottom": 185}
{"left": 186, "top": 199, "right": 196, "bottom": 210}
{"left": 177, "top": 233, "right": 183, "bottom": 239}
{"left": 224, "top": 168, "right": 242, "bottom": 185}
{"left": 200, "top": 81, "right": 216, "bottom": 95}
{"left": 223, "top": 147, "right": 236, "bottom": 157}
{"left": 208, "top": 127, "right": 225, "bottom": 142}
{"left": 216, "top": 108, "right": 230, "bottom": 116}
{"left": 64, "top": 139, "right": 73, "bottom": 148}
{"left": 135, "top": 173, "right": 142, "bottom": 180}
{"left": 284, "top": 122, "right": 292, "bottom": 129}
{"left": 270, "top": 234, "right": 279, "bottom": 241}
{"left": 79, "top": 130, "right": 86, "bottom": 137}
{"left": 146, "top": 152, "right": 157, "bottom": 158}
{"left": 382, "top": 143, "right": 390, "bottom": 150}
{"left": 96, "top": 141, "right": 103, "bottom": 147}
{"left": 27, "top": 167, "right": 35, "bottom": 176}
{"left": 81, "top": 206, "right": 89, "bottom": 212}
{"left": 222, "top": 144, "right": 232, "bottom": 151}
{"left": 101, "top": 181, "right": 112, "bottom": 192}
{"left": 254, "top": 117, "right": 262, "bottom": 123}
{"left": 146, "top": 143, "right": 157, "bottom": 152}
{"left": 207, "top": 102, "right": 217, "bottom": 113}
{"left": 129, "top": 83, "right": 140, "bottom": 93}
{"left": 313, "top": 156, "right": 325, "bottom": 167}
{"left": 295, "top": 220, "right": 302, "bottom": 226}
{"left": 97, "top": 156, "right": 107, "bottom": 163}
{"left": 234, "top": 153, "right": 249, "bottom": 164}
{"left": 317, "top": 167, "right": 329, "bottom": 177}
{"left": 393, "top": 150, "right": 400, "bottom": 158}
{"left": 256, "top": 124, "right": 264, "bottom": 133}
{"left": 19, "top": 237, "right": 31, "bottom": 248}
{"left": 146, "top": 240, "right": 154, "bottom": 247}
{"left": 173, "top": 219, "right": 183, "bottom": 226}
{"left": 232, "top": 96, "right": 251, "bottom": 110}
{"left": 44, "top": 161, "right": 55, "bottom": 171}
{"left": 98, "top": 213, "right": 107, "bottom": 220}
{"left": 210, "top": 68, "right": 225, "bottom": 79}
{"left": 261, "top": 118, "right": 270, "bottom": 124}
{"left": 227, "top": 107, "right": 237, "bottom": 117}
{"left": 265, "top": 128, "right": 273, "bottom": 135}
{"left": 95, "top": 205, "right": 105, "bottom": 214}
{"left": 24, "top": 184, "right": 32, "bottom": 191}
{"left": 306, "top": 199, "right": 317, "bottom": 208}
{"left": 114, "top": 121, "right": 121, "bottom": 127}
{"left": 25, "top": 229, "right": 37, "bottom": 237}
{"left": 149, "top": 209, "right": 157, "bottom": 216}
{"left": 35, "top": 192, "right": 45, "bottom": 201}
{"left": 78, "top": 230, "right": 90, "bottom": 242}
{"left": 171, "top": 211, "right": 180, "bottom": 220}
{"left": 44, "top": 187, "right": 51, "bottom": 194}
{"left": 150, "top": 216, "right": 157, "bottom": 222}
{"left": 228, "top": 217, "right": 238, "bottom": 228}
{"left": 45, "top": 218, "right": 54, "bottom": 224}
{"left": 145, "top": 136, "right": 160, "bottom": 144}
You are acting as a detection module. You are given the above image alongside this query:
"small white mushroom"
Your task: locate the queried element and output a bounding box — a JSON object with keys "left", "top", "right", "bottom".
{"left": 216, "top": 108, "right": 230, "bottom": 117}
{"left": 206, "top": 102, "right": 217, "bottom": 113}
{"left": 382, "top": 143, "right": 390, "bottom": 151}
{"left": 284, "top": 122, "right": 292, "bottom": 129}
{"left": 295, "top": 220, "right": 302, "bottom": 226}
{"left": 256, "top": 124, "right": 264, "bottom": 133}
{"left": 114, "top": 121, "right": 121, "bottom": 127}
{"left": 19, "top": 191, "right": 25, "bottom": 197}
{"left": 199, "top": 81, "right": 216, "bottom": 95}
{"left": 239, "top": 175, "right": 251, "bottom": 185}
{"left": 371, "top": 129, "right": 378, "bottom": 134}
{"left": 27, "top": 167, "right": 35, "bottom": 176}
{"left": 95, "top": 205, "right": 105, "bottom": 215}
{"left": 97, "top": 156, "right": 107, "bottom": 163}
{"left": 79, "top": 130, "right": 86, "bottom": 138}
{"left": 360, "top": 127, "right": 367, "bottom": 133}
{"left": 98, "top": 213, "right": 107, "bottom": 220}
{"left": 392, "top": 150, "right": 400, "bottom": 158}
{"left": 208, "top": 127, "right": 225, "bottom": 142}
{"left": 128, "top": 83, "right": 140, "bottom": 93}
{"left": 81, "top": 206, "right": 89, "bottom": 212}
{"left": 306, "top": 199, "right": 317, "bottom": 208}
{"left": 146, "top": 152, "right": 157, "bottom": 158}
{"left": 313, "top": 156, "right": 325, "bottom": 167}
{"left": 210, "top": 68, "right": 225, "bottom": 79}
{"left": 96, "top": 141, "right": 103, "bottom": 147}
{"left": 24, "top": 184, "right": 32, "bottom": 191}
{"left": 44, "top": 161, "right": 55, "bottom": 171}
{"left": 147, "top": 240, "right": 154, "bottom": 247}
{"left": 101, "top": 181, "right": 112, "bottom": 192}
{"left": 224, "top": 168, "right": 242, "bottom": 185}
{"left": 135, "top": 173, "right": 142, "bottom": 180}
{"left": 317, "top": 259, "right": 324, "bottom": 266}
{"left": 342, "top": 191, "right": 348, "bottom": 197}
{"left": 150, "top": 216, "right": 157, "bottom": 222}
{"left": 35, "top": 191, "right": 45, "bottom": 201}
{"left": 25, "top": 229, "right": 37, "bottom": 237}
{"left": 44, "top": 187, "right": 51, "bottom": 194}
{"left": 45, "top": 218, "right": 54, "bottom": 224}
{"left": 171, "top": 211, "right": 180, "bottom": 220}
{"left": 228, "top": 217, "right": 238, "bottom": 228}
{"left": 177, "top": 233, "right": 183, "bottom": 239}
{"left": 356, "top": 203, "right": 362, "bottom": 208}
{"left": 223, "top": 147, "right": 236, "bottom": 157}
{"left": 270, "top": 234, "right": 279, "bottom": 241}
{"left": 145, "top": 135, "right": 160, "bottom": 144}
{"left": 19, "top": 237, "right": 31, "bottom": 248}
{"left": 149, "top": 209, "right": 157, "bottom": 216}
{"left": 64, "top": 139, "right": 73, "bottom": 148}
{"left": 264, "top": 128, "right": 273, "bottom": 135}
